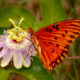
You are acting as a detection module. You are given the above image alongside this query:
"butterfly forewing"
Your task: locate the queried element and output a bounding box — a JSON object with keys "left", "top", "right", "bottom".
{"left": 33, "top": 19, "right": 80, "bottom": 70}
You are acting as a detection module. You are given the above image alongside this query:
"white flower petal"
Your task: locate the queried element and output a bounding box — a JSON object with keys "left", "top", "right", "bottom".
{"left": 22, "top": 55, "right": 31, "bottom": 68}
{"left": 0, "top": 48, "right": 8, "bottom": 58}
{"left": 1, "top": 49, "right": 13, "bottom": 67}
{"left": 0, "top": 42, "right": 3, "bottom": 48}
{"left": 13, "top": 50, "right": 22, "bottom": 69}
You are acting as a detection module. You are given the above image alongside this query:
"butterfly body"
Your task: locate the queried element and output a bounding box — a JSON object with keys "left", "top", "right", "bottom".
{"left": 29, "top": 19, "right": 80, "bottom": 70}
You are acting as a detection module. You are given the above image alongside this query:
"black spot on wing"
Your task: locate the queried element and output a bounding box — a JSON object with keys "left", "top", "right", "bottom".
{"left": 68, "top": 40, "right": 72, "bottom": 43}
{"left": 49, "top": 42, "right": 52, "bottom": 44}
{"left": 52, "top": 24, "right": 59, "bottom": 30}
{"left": 54, "top": 37, "right": 57, "bottom": 40}
{"left": 62, "top": 34, "right": 65, "bottom": 37}
{"left": 61, "top": 50, "right": 68, "bottom": 58}
{"left": 52, "top": 25, "right": 56, "bottom": 28}
{"left": 49, "top": 29, "right": 52, "bottom": 32}
{"left": 62, "top": 50, "right": 68, "bottom": 54}
{"left": 65, "top": 30, "right": 68, "bottom": 33}
{"left": 70, "top": 35, "right": 75, "bottom": 38}
{"left": 64, "top": 45, "right": 70, "bottom": 49}
{"left": 73, "top": 32, "right": 79, "bottom": 34}
{"left": 56, "top": 27, "right": 59, "bottom": 30}
{"left": 45, "top": 28, "right": 49, "bottom": 31}
{"left": 56, "top": 44, "right": 59, "bottom": 47}
{"left": 52, "top": 50, "right": 54, "bottom": 53}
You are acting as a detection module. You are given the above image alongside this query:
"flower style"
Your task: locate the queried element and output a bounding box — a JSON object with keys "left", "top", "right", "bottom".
{"left": 0, "top": 18, "right": 37, "bottom": 69}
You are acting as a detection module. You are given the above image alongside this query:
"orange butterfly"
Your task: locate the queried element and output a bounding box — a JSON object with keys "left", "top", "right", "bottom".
{"left": 29, "top": 19, "right": 80, "bottom": 70}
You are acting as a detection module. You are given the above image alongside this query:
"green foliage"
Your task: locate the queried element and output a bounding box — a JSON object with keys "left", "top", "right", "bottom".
{"left": 40, "top": 0, "right": 66, "bottom": 26}
{"left": 0, "top": 7, "right": 35, "bottom": 30}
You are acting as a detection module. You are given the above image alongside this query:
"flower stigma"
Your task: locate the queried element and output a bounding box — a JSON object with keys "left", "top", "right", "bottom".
{"left": 8, "top": 18, "right": 27, "bottom": 42}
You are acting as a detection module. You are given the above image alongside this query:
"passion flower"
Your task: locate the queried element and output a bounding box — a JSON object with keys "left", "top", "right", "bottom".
{"left": 0, "top": 18, "right": 37, "bottom": 69}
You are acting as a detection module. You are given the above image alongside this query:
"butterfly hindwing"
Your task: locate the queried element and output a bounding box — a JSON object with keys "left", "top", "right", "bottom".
{"left": 33, "top": 19, "right": 80, "bottom": 70}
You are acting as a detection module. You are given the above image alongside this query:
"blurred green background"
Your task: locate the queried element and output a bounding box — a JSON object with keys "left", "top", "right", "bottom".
{"left": 0, "top": 0, "right": 80, "bottom": 80}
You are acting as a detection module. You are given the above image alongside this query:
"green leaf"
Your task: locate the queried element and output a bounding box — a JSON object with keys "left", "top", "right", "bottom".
{"left": 40, "top": 0, "right": 66, "bottom": 26}
{"left": 0, "top": 6, "right": 37, "bottom": 30}
{"left": 0, "top": 57, "right": 54, "bottom": 80}
{"left": 0, "top": 69, "right": 10, "bottom": 80}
